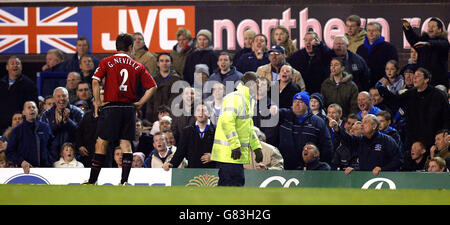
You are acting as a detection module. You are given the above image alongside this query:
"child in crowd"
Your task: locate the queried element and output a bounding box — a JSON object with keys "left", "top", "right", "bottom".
{"left": 377, "top": 60, "right": 404, "bottom": 94}
{"left": 53, "top": 142, "right": 84, "bottom": 168}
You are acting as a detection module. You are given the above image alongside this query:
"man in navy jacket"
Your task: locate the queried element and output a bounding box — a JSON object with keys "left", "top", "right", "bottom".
{"left": 276, "top": 91, "right": 333, "bottom": 170}
{"left": 40, "top": 87, "right": 84, "bottom": 160}
{"left": 6, "top": 101, "right": 55, "bottom": 173}
{"left": 330, "top": 114, "right": 403, "bottom": 176}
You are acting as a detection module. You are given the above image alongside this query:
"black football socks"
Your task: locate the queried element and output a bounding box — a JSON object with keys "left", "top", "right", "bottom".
{"left": 88, "top": 153, "right": 106, "bottom": 184}
{"left": 120, "top": 153, "right": 133, "bottom": 184}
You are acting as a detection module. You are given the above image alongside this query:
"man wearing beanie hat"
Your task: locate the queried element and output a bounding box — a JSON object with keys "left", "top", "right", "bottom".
{"left": 194, "top": 64, "right": 210, "bottom": 88}
{"left": 274, "top": 91, "right": 333, "bottom": 170}
{"left": 183, "top": 29, "right": 218, "bottom": 86}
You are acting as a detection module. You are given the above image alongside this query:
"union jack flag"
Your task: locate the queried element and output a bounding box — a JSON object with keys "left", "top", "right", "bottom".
{"left": 0, "top": 7, "right": 79, "bottom": 54}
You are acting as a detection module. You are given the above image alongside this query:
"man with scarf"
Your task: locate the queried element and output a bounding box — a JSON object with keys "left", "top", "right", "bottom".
{"left": 357, "top": 22, "right": 398, "bottom": 87}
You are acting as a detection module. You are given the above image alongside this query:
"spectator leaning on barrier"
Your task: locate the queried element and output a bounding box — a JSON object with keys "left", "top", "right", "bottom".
{"left": 6, "top": 101, "right": 55, "bottom": 173}
{"left": 331, "top": 118, "right": 360, "bottom": 171}
{"left": 244, "top": 126, "right": 284, "bottom": 170}
{"left": 329, "top": 114, "right": 403, "bottom": 176}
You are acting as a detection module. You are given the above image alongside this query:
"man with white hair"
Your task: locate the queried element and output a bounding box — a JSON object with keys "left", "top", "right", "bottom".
{"left": 40, "top": 87, "right": 84, "bottom": 161}
{"left": 330, "top": 35, "right": 370, "bottom": 91}
{"left": 329, "top": 114, "right": 403, "bottom": 176}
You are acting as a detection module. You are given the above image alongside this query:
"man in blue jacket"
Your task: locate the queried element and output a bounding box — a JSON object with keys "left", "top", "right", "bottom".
{"left": 276, "top": 91, "right": 333, "bottom": 170}
{"left": 6, "top": 101, "right": 55, "bottom": 173}
{"left": 329, "top": 114, "right": 403, "bottom": 176}
{"left": 40, "top": 87, "right": 84, "bottom": 160}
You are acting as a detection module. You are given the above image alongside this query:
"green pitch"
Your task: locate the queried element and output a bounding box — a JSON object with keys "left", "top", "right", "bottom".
{"left": 0, "top": 184, "right": 448, "bottom": 205}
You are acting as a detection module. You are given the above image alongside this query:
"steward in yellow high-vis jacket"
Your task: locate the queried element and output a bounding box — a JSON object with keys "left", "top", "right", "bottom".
{"left": 211, "top": 72, "right": 263, "bottom": 186}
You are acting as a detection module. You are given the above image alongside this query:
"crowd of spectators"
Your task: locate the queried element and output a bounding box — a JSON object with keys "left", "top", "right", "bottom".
{"left": 1, "top": 14, "right": 449, "bottom": 175}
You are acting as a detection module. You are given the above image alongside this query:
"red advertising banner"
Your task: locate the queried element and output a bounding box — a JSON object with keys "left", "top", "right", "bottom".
{"left": 92, "top": 6, "right": 195, "bottom": 53}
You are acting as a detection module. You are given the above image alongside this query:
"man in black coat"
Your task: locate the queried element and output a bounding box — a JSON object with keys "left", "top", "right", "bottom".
{"left": 402, "top": 18, "right": 449, "bottom": 87}
{"left": 288, "top": 31, "right": 329, "bottom": 94}
{"left": 0, "top": 56, "right": 38, "bottom": 133}
{"left": 163, "top": 103, "right": 216, "bottom": 170}
{"left": 356, "top": 22, "right": 398, "bottom": 87}
{"left": 377, "top": 68, "right": 449, "bottom": 151}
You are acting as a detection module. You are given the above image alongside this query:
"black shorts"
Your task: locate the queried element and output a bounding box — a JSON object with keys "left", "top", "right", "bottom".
{"left": 97, "top": 102, "right": 136, "bottom": 142}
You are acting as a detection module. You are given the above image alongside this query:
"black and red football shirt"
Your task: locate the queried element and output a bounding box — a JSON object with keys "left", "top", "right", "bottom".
{"left": 93, "top": 53, "right": 156, "bottom": 103}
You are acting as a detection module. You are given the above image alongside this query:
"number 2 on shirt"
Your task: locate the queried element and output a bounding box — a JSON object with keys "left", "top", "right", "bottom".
{"left": 119, "top": 68, "right": 128, "bottom": 91}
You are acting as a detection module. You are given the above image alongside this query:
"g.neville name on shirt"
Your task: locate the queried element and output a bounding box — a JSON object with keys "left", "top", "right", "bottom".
{"left": 108, "top": 57, "right": 141, "bottom": 70}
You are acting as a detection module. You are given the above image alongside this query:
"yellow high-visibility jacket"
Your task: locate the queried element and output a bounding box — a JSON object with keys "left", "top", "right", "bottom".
{"left": 211, "top": 83, "right": 262, "bottom": 164}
